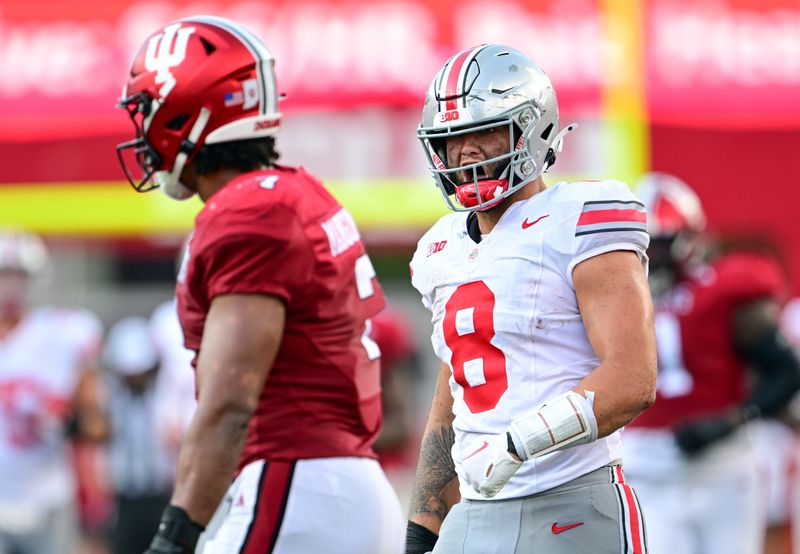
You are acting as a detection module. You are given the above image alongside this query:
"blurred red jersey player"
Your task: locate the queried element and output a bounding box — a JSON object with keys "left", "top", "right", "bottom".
{"left": 116, "top": 16, "right": 403, "bottom": 554}
{"left": 370, "top": 306, "right": 419, "bottom": 468}
{"left": 622, "top": 173, "right": 800, "bottom": 554}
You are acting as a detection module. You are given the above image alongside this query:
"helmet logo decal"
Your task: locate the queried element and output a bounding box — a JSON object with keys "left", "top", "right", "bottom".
{"left": 144, "top": 23, "right": 196, "bottom": 98}
{"left": 222, "top": 79, "right": 259, "bottom": 110}
{"left": 439, "top": 110, "right": 460, "bottom": 123}
{"left": 242, "top": 78, "right": 259, "bottom": 110}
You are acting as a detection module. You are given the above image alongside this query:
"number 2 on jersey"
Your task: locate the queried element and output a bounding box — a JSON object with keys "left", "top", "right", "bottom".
{"left": 443, "top": 281, "right": 508, "bottom": 413}
{"left": 355, "top": 253, "right": 380, "bottom": 360}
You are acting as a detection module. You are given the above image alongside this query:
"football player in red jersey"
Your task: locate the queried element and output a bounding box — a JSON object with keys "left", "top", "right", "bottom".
{"left": 622, "top": 173, "right": 800, "bottom": 554}
{"left": 371, "top": 306, "right": 418, "bottom": 465}
{"left": 116, "top": 17, "right": 403, "bottom": 554}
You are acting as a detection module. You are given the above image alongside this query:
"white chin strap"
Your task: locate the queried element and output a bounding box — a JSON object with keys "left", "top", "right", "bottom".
{"left": 157, "top": 107, "right": 212, "bottom": 201}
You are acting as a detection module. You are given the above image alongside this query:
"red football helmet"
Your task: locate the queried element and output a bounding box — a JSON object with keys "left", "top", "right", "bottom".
{"left": 117, "top": 16, "right": 281, "bottom": 200}
{"left": 636, "top": 172, "right": 706, "bottom": 238}
{"left": 637, "top": 173, "right": 706, "bottom": 291}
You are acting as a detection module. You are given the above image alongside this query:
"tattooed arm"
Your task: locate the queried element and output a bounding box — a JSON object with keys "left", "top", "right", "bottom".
{"left": 408, "top": 362, "right": 460, "bottom": 534}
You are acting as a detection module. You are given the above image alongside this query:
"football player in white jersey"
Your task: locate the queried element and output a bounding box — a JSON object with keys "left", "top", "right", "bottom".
{"left": 405, "top": 45, "right": 657, "bottom": 554}
{"left": 0, "top": 229, "right": 107, "bottom": 554}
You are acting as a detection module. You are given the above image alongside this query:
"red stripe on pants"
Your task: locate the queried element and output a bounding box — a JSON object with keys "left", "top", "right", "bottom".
{"left": 615, "top": 466, "right": 645, "bottom": 553}
{"left": 240, "top": 461, "right": 295, "bottom": 554}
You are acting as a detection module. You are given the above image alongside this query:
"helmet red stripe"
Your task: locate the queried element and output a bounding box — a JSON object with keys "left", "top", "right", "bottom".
{"left": 443, "top": 48, "right": 473, "bottom": 111}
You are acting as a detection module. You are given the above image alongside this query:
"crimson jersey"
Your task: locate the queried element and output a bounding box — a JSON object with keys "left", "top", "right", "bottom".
{"left": 176, "top": 166, "right": 385, "bottom": 466}
{"left": 629, "top": 252, "right": 786, "bottom": 429}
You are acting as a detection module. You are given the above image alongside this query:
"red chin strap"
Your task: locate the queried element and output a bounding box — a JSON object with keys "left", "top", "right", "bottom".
{"left": 455, "top": 179, "right": 510, "bottom": 211}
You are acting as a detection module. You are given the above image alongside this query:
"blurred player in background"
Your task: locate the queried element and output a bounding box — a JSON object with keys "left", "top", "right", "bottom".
{"left": 406, "top": 44, "right": 656, "bottom": 553}
{"left": 781, "top": 299, "right": 800, "bottom": 554}
{"left": 371, "top": 305, "right": 421, "bottom": 509}
{"left": 751, "top": 416, "right": 797, "bottom": 554}
{"left": 0, "top": 229, "right": 108, "bottom": 554}
{"left": 372, "top": 305, "right": 418, "bottom": 463}
{"left": 103, "top": 316, "right": 192, "bottom": 554}
{"left": 622, "top": 173, "right": 800, "bottom": 554}
{"left": 116, "top": 16, "right": 403, "bottom": 554}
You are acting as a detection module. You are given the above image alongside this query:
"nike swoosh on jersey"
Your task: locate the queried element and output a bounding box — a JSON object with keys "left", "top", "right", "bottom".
{"left": 522, "top": 214, "right": 549, "bottom": 229}
{"left": 551, "top": 522, "right": 584, "bottom": 534}
{"left": 463, "top": 440, "right": 489, "bottom": 460}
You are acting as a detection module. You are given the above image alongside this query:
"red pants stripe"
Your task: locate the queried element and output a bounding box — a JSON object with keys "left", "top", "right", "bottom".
{"left": 239, "top": 461, "right": 296, "bottom": 554}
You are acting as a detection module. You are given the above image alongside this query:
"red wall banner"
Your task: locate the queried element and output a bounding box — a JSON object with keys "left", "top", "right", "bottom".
{"left": 2, "top": 0, "right": 797, "bottom": 142}
{"left": 0, "top": 0, "right": 605, "bottom": 141}
{"left": 646, "top": 0, "right": 800, "bottom": 128}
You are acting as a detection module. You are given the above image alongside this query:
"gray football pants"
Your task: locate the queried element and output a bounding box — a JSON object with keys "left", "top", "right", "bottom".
{"left": 433, "top": 463, "right": 647, "bottom": 553}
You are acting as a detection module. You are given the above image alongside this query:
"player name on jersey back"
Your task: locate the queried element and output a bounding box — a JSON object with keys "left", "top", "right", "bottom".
{"left": 321, "top": 208, "right": 361, "bottom": 257}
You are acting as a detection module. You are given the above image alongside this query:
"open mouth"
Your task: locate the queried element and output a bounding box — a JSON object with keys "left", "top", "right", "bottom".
{"left": 455, "top": 165, "right": 493, "bottom": 186}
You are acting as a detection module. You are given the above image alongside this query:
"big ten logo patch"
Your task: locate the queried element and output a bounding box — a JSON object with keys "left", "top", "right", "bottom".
{"left": 439, "top": 110, "right": 460, "bottom": 123}
{"left": 427, "top": 240, "right": 447, "bottom": 257}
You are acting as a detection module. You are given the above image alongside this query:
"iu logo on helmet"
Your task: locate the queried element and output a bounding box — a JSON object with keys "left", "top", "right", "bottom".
{"left": 144, "top": 23, "right": 196, "bottom": 98}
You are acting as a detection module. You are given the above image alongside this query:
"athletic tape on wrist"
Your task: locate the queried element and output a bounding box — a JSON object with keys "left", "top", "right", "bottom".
{"left": 508, "top": 390, "right": 599, "bottom": 460}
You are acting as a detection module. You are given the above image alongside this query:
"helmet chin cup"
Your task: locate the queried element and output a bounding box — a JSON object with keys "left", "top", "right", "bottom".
{"left": 455, "top": 179, "right": 509, "bottom": 211}
{"left": 156, "top": 172, "right": 195, "bottom": 200}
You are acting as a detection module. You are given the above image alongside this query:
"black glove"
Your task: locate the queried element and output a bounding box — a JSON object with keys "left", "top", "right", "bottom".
{"left": 406, "top": 520, "right": 438, "bottom": 554}
{"left": 673, "top": 414, "right": 738, "bottom": 456}
{"left": 144, "top": 505, "right": 205, "bottom": 554}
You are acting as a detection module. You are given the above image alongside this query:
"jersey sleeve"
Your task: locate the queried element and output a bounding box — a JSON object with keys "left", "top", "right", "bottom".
{"left": 410, "top": 219, "right": 449, "bottom": 313}
{"left": 565, "top": 180, "right": 650, "bottom": 285}
{"left": 197, "top": 203, "right": 314, "bottom": 304}
{"left": 409, "top": 250, "right": 433, "bottom": 312}
{"left": 714, "top": 252, "right": 787, "bottom": 305}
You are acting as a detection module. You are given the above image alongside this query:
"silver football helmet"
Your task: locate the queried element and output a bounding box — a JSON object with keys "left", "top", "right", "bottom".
{"left": 417, "top": 44, "right": 575, "bottom": 212}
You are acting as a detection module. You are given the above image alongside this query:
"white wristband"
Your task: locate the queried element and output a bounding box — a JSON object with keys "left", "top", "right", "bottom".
{"left": 508, "top": 390, "right": 599, "bottom": 460}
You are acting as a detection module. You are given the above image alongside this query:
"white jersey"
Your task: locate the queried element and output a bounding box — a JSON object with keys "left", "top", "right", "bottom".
{"left": 0, "top": 307, "right": 102, "bottom": 509}
{"left": 410, "top": 180, "right": 648, "bottom": 500}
